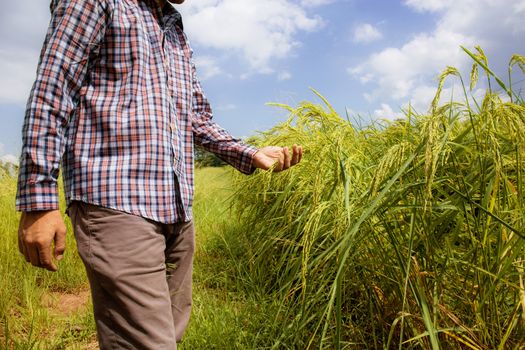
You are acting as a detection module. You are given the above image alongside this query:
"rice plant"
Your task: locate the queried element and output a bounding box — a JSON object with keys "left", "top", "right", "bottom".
{"left": 232, "top": 48, "right": 525, "bottom": 349}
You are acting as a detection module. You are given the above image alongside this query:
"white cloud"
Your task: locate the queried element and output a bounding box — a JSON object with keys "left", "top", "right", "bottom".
{"left": 0, "top": 1, "right": 49, "bottom": 104}
{"left": 239, "top": 68, "right": 274, "bottom": 80}
{"left": 0, "top": 143, "right": 19, "bottom": 165}
{"left": 193, "top": 56, "right": 223, "bottom": 80}
{"left": 300, "top": 0, "right": 335, "bottom": 7}
{"left": 352, "top": 23, "right": 383, "bottom": 44}
{"left": 403, "top": 0, "right": 453, "bottom": 12}
{"left": 0, "top": 48, "right": 40, "bottom": 104}
{"left": 215, "top": 103, "right": 237, "bottom": 111}
{"left": 373, "top": 103, "right": 401, "bottom": 120}
{"left": 1, "top": 154, "right": 18, "bottom": 165}
{"left": 400, "top": 83, "right": 459, "bottom": 114}
{"left": 0, "top": 1, "right": 49, "bottom": 49}
{"left": 349, "top": 0, "right": 525, "bottom": 113}
{"left": 277, "top": 71, "right": 292, "bottom": 81}
{"left": 401, "top": 84, "right": 437, "bottom": 113}
{"left": 179, "top": 0, "right": 324, "bottom": 73}
{"left": 0, "top": 0, "right": 328, "bottom": 103}
{"left": 516, "top": 1, "right": 525, "bottom": 12}
{"left": 351, "top": 29, "right": 474, "bottom": 100}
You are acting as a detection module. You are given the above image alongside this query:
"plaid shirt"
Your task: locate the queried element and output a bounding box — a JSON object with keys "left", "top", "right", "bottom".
{"left": 16, "top": 0, "right": 258, "bottom": 223}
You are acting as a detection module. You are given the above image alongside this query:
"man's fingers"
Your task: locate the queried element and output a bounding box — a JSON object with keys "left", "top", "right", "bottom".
{"left": 291, "top": 144, "right": 300, "bottom": 165}
{"left": 54, "top": 228, "right": 66, "bottom": 261}
{"left": 275, "top": 148, "right": 285, "bottom": 171}
{"left": 38, "top": 243, "right": 57, "bottom": 272}
{"left": 18, "top": 233, "right": 23, "bottom": 254}
{"left": 254, "top": 145, "right": 303, "bottom": 172}
{"left": 18, "top": 230, "right": 29, "bottom": 262}
{"left": 27, "top": 244, "right": 41, "bottom": 267}
{"left": 26, "top": 240, "right": 57, "bottom": 271}
{"left": 18, "top": 215, "right": 30, "bottom": 262}
{"left": 22, "top": 244, "right": 30, "bottom": 263}
{"left": 283, "top": 147, "right": 291, "bottom": 170}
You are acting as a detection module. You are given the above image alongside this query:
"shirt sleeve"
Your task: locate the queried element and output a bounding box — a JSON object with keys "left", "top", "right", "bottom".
{"left": 16, "top": 0, "right": 112, "bottom": 212}
{"left": 190, "top": 61, "right": 259, "bottom": 175}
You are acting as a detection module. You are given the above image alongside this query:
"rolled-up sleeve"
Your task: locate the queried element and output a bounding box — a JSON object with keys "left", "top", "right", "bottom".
{"left": 16, "top": 0, "right": 112, "bottom": 211}
{"left": 190, "top": 61, "right": 258, "bottom": 175}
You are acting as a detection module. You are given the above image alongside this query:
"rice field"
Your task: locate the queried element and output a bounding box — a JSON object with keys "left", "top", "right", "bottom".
{"left": 1, "top": 48, "right": 524, "bottom": 349}
{"left": 231, "top": 48, "right": 525, "bottom": 349}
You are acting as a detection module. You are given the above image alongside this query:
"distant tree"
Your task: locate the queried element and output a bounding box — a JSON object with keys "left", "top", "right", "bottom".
{"left": 0, "top": 160, "right": 18, "bottom": 178}
{"left": 194, "top": 145, "right": 226, "bottom": 168}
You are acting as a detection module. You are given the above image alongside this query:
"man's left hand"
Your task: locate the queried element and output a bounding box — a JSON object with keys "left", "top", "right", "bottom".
{"left": 252, "top": 144, "right": 303, "bottom": 172}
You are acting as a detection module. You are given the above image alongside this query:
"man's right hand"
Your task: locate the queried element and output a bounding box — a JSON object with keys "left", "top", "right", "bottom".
{"left": 18, "top": 210, "right": 67, "bottom": 272}
{"left": 252, "top": 144, "right": 303, "bottom": 172}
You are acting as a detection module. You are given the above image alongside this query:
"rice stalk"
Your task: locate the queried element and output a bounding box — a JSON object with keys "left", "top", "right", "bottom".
{"left": 231, "top": 49, "right": 525, "bottom": 348}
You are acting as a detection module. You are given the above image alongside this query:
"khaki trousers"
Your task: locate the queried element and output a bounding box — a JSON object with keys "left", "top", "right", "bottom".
{"left": 68, "top": 201, "right": 194, "bottom": 350}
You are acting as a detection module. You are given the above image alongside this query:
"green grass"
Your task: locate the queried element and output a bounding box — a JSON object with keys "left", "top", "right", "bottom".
{"left": 0, "top": 166, "right": 278, "bottom": 349}
{"left": 2, "top": 47, "right": 524, "bottom": 349}
{"left": 179, "top": 167, "right": 282, "bottom": 349}
{"left": 229, "top": 49, "right": 525, "bottom": 349}
{"left": 0, "top": 165, "right": 95, "bottom": 349}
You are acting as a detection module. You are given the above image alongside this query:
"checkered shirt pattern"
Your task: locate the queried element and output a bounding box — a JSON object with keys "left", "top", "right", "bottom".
{"left": 16, "top": 0, "right": 258, "bottom": 223}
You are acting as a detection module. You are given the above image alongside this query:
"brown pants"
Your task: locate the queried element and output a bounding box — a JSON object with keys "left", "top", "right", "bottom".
{"left": 68, "top": 201, "right": 194, "bottom": 350}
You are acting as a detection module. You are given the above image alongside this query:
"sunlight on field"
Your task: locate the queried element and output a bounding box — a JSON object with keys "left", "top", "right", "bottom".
{"left": 229, "top": 51, "right": 525, "bottom": 348}
{"left": 0, "top": 170, "right": 95, "bottom": 348}
{"left": 1, "top": 50, "right": 524, "bottom": 349}
{"left": 0, "top": 167, "right": 272, "bottom": 349}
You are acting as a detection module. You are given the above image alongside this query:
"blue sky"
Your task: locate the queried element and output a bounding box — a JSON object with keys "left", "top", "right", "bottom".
{"left": 1, "top": 0, "right": 524, "bottom": 162}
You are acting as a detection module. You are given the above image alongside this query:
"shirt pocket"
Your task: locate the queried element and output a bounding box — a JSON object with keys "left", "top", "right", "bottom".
{"left": 99, "top": 4, "right": 151, "bottom": 80}
{"left": 92, "top": 3, "right": 152, "bottom": 121}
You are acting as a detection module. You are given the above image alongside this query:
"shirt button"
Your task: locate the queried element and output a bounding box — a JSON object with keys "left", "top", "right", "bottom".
{"left": 170, "top": 122, "right": 176, "bottom": 131}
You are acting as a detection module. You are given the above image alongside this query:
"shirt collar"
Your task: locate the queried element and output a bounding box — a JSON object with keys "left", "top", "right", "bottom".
{"left": 165, "top": 6, "right": 184, "bottom": 31}
{"left": 149, "top": 0, "right": 184, "bottom": 31}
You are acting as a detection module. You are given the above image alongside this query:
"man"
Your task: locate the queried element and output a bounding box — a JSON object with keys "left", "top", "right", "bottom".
{"left": 16, "top": 0, "right": 303, "bottom": 348}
